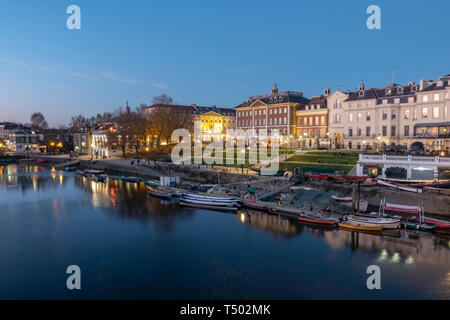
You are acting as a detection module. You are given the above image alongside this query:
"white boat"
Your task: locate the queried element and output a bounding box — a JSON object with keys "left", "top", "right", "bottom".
{"left": 182, "top": 193, "right": 238, "bottom": 202}
{"left": 180, "top": 201, "right": 238, "bottom": 212}
{"left": 347, "top": 215, "right": 401, "bottom": 229}
{"left": 180, "top": 198, "right": 239, "bottom": 207}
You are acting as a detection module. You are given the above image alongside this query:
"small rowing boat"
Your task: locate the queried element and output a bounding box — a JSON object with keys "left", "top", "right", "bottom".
{"left": 298, "top": 215, "right": 337, "bottom": 226}
{"left": 148, "top": 187, "right": 172, "bottom": 200}
{"left": 121, "top": 176, "right": 142, "bottom": 183}
{"left": 347, "top": 215, "right": 401, "bottom": 229}
{"left": 93, "top": 174, "right": 105, "bottom": 183}
{"left": 144, "top": 180, "right": 160, "bottom": 188}
{"left": 180, "top": 198, "right": 238, "bottom": 207}
{"left": 338, "top": 221, "right": 383, "bottom": 232}
{"left": 179, "top": 201, "right": 238, "bottom": 212}
{"left": 401, "top": 221, "right": 437, "bottom": 231}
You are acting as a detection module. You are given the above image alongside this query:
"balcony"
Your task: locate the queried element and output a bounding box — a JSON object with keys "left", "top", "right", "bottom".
{"left": 359, "top": 154, "right": 450, "bottom": 165}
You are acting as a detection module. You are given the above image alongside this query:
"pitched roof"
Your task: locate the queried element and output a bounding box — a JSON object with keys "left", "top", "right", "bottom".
{"left": 235, "top": 91, "right": 310, "bottom": 108}
{"left": 145, "top": 104, "right": 235, "bottom": 116}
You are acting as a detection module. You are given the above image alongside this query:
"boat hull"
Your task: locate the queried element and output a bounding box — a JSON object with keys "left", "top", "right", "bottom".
{"left": 298, "top": 216, "right": 336, "bottom": 226}
{"left": 338, "top": 221, "right": 382, "bottom": 232}
{"left": 180, "top": 201, "right": 237, "bottom": 212}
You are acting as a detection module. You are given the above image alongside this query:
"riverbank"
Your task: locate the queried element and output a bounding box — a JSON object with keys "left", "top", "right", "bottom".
{"left": 305, "top": 180, "right": 450, "bottom": 217}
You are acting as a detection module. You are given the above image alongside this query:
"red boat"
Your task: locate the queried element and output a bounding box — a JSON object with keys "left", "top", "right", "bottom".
{"left": 37, "top": 158, "right": 47, "bottom": 163}
{"left": 298, "top": 215, "right": 337, "bottom": 226}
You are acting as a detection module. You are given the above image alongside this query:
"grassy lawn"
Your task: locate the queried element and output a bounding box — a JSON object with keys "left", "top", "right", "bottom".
{"left": 279, "top": 162, "right": 353, "bottom": 174}
{"left": 286, "top": 154, "right": 358, "bottom": 165}
{"left": 304, "top": 150, "right": 362, "bottom": 156}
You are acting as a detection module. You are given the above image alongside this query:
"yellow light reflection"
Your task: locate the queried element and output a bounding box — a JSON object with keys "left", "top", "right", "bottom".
{"left": 240, "top": 213, "right": 246, "bottom": 224}
{"left": 391, "top": 252, "right": 401, "bottom": 263}
{"left": 378, "top": 249, "right": 388, "bottom": 261}
{"left": 405, "top": 255, "right": 414, "bottom": 264}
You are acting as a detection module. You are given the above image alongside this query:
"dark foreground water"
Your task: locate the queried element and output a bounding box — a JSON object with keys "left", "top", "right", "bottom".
{"left": 0, "top": 164, "right": 449, "bottom": 299}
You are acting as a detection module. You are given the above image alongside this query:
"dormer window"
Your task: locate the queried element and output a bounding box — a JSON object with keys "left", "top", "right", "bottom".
{"left": 278, "top": 97, "right": 282, "bottom": 102}
{"left": 359, "top": 90, "right": 364, "bottom": 97}
{"left": 386, "top": 88, "right": 391, "bottom": 94}
{"left": 437, "top": 80, "right": 444, "bottom": 87}
{"left": 411, "top": 85, "right": 418, "bottom": 92}
{"left": 397, "top": 87, "right": 403, "bottom": 94}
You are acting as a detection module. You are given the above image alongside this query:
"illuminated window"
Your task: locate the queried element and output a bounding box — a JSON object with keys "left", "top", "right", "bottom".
{"left": 434, "top": 94, "right": 440, "bottom": 102}
{"left": 422, "top": 107, "right": 428, "bottom": 119}
{"left": 405, "top": 110, "right": 410, "bottom": 120}
{"left": 433, "top": 107, "right": 439, "bottom": 118}
{"left": 423, "top": 95, "right": 428, "bottom": 102}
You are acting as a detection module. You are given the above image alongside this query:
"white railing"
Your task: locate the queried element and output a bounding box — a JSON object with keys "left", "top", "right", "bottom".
{"left": 359, "top": 154, "right": 449, "bottom": 165}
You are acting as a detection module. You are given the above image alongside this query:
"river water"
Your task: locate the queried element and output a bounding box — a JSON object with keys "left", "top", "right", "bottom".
{"left": 0, "top": 164, "right": 449, "bottom": 299}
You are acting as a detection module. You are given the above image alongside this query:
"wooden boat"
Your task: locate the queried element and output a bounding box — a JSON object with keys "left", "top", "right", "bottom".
{"left": 298, "top": 215, "right": 337, "bottom": 226}
{"left": 148, "top": 188, "right": 172, "bottom": 200}
{"left": 179, "top": 201, "right": 238, "bottom": 212}
{"left": 242, "top": 202, "right": 269, "bottom": 211}
{"left": 85, "top": 169, "right": 105, "bottom": 174}
{"left": 338, "top": 221, "right": 382, "bottom": 232}
{"left": 347, "top": 215, "right": 401, "bottom": 229}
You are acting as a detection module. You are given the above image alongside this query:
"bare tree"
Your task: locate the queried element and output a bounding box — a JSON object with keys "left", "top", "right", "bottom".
{"left": 151, "top": 94, "right": 173, "bottom": 105}
{"left": 30, "top": 112, "right": 49, "bottom": 129}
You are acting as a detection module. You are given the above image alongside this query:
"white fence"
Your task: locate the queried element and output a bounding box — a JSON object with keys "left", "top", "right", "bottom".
{"left": 359, "top": 154, "right": 450, "bottom": 165}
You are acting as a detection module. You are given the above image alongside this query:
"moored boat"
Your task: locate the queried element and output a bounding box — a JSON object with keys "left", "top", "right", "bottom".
{"left": 347, "top": 215, "right": 401, "bottom": 229}
{"left": 179, "top": 201, "right": 238, "bottom": 212}
{"left": 148, "top": 188, "right": 172, "bottom": 200}
{"left": 298, "top": 215, "right": 337, "bottom": 226}
{"left": 338, "top": 221, "right": 383, "bottom": 232}
{"left": 411, "top": 217, "right": 450, "bottom": 230}
{"left": 180, "top": 197, "right": 238, "bottom": 207}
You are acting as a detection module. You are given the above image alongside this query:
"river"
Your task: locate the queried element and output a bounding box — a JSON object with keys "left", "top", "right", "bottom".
{"left": 0, "top": 164, "right": 449, "bottom": 299}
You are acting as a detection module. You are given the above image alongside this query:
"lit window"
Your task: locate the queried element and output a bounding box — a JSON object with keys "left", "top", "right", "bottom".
{"left": 434, "top": 94, "right": 440, "bottom": 102}
{"left": 433, "top": 107, "right": 439, "bottom": 118}
{"left": 405, "top": 110, "right": 410, "bottom": 120}
{"left": 422, "top": 107, "right": 428, "bottom": 118}
{"left": 423, "top": 95, "right": 428, "bottom": 102}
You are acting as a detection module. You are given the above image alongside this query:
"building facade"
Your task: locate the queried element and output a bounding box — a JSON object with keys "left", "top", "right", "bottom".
{"left": 328, "top": 74, "right": 450, "bottom": 153}
{"left": 296, "top": 87, "right": 329, "bottom": 149}
{"left": 0, "top": 123, "right": 40, "bottom": 153}
{"left": 72, "top": 128, "right": 91, "bottom": 155}
{"left": 234, "top": 83, "right": 310, "bottom": 146}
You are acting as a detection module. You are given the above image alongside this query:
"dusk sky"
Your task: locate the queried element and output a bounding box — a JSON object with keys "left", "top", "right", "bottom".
{"left": 0, "top": 0, "right": 449, "bottom": 126}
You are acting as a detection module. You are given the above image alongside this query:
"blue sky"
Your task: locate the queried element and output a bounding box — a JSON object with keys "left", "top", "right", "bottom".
{"left": 0, "top": 0, "right": 449, "bottom": 126}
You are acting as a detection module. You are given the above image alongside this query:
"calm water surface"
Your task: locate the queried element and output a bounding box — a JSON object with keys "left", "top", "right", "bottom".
{"left": 0, "top": 164, "right": 449, "bottom": 299}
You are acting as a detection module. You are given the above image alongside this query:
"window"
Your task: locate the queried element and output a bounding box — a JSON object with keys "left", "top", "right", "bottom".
{"left": 405, "top": 110, "right": 410, "bottom": 120}
{"left": 434, "top": 94, "right": 440, "bottom": 102}
{"left": 269, "top": 109, "right": 272, "bottom": 115}
{"left": 284, "top": 117, "right": 287, "bottom": 124}
{"left": 414, "top": 109, "right": 417, "bottom": 120}
{"left": 391, "top": 110, "right": 397, "bottom": 120}
{"left": 391, "top": 126, "right": 396, "bottom": 137}
{"left": 404, "top": 126, "right": 409, "bottom": 137}
{"left": 382, "top": 126, "right": 387, "bottom": 136}
{"left": 348, "top": 128, "right": 353, "bottom": 137}
{"left": 357, "top": 127, "right": 362, "bottom": 136}
{"left": 321, "top": 116, "right": 325, "bottom": 125}
{"left": 382, "top": 99, "right": 388, "bottom": 104}
{"left": 274, "top": 109, "right": 277, "bottom": 114}
{"left": 315, "top": 117, "right": 319, "bottom": 125}
{"left": 284, "top": 108, "right": 287, "bottom": 113}
{"left": 433, "top": 107, "right": 439, "bottom": 118}
{"left": 357, "top": 112, "right": 362, "bottom": 122}
{"left": 423, "top": 95, "right": 428, "bottom": 102}
{"left": 366, "top": 112, "right": 371, "bottom": 121}
{"left": 304, "top": 118, "right": 308, "bottom": 125}
{"left": 422, "top": 107, "right": 428, "bottom": 119}
{"left": 366, "top": 127, "right": 371, "bottom": 137}
{"left": 394, "top": 98, "right": 400, "bottom": 104}
{"left": 408, "top": 97, "right": 414, "bottom": 103}
{"left": 382, "top": 111, "right": 387, "bottom": 120}
{"left": 349, "top": 113, "right": 353, "bottom": 122}
{"left": 445, "top": 106, "right": 448, "bottom": 118}
{"left": 298, "top": 118, "right": 302, "bottom": 126}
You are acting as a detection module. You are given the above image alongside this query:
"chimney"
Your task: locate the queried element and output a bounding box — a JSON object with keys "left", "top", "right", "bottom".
{"left": 419, "top": 78, "right": 427, "bottom": 91}
{"left": 191, "top": 104, "right": 196, "bottom": 107}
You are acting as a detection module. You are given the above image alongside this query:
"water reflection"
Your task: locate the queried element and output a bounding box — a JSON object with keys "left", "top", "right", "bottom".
{"left": 73, "top": 175, "right": 194, "bottom": 230}
{"left": 238, "top": 208, "right": 449, "bottom": 268}
{"left": 1, "top": 164, "right": 449, "bottom": 299}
